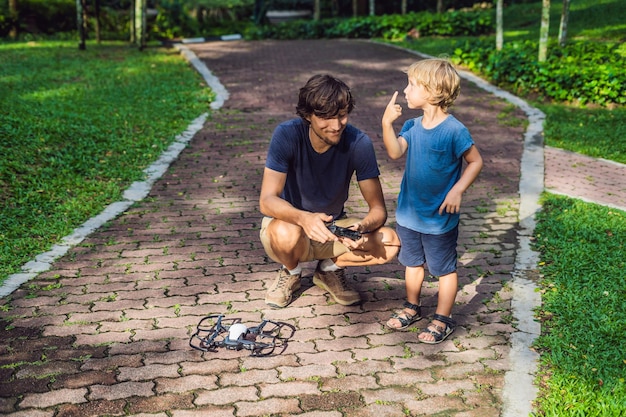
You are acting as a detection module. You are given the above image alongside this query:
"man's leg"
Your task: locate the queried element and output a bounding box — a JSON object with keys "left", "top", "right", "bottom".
{"left": 313, "top": 226, "right": 400, "bottom": 305}
{"left": 261, "top": 218, "right": 311, "bottom": 308}
{"left": 335, "top": 226, "right": 400, "bottom": 267}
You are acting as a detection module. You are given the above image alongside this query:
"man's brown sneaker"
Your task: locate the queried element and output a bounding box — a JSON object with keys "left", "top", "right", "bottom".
{"left": 265, "top": 267, "right": 301, "bottom": 308}
{"left": 313, "top": 265, "right": 360, "bottom": 306}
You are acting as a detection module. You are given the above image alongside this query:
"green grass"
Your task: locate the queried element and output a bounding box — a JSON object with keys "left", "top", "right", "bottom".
{"left": 532, "top": 195, "right": 626, "bottom": 416}
{"left": 0, "top": 41, "right": 213, "bottom": 282}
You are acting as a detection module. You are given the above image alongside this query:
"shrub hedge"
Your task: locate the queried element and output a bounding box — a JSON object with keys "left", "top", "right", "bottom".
{"left": 449, "top": 39, "right": 625, "bottom": 106}
{"left": 245, "top": 10, "right": 493, "bottom": 41}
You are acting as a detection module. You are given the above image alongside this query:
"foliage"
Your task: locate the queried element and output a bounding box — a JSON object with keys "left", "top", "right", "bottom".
{"left": 0, "top": 41, "right": 213, "bottom": 282}
{"left": 532, "top": 195, "right": 626, "bottom": 416}
{"left": 245, "top": 10, "right": 493, "bottom": 40}
{"left": 152, "top": 0, "right": 256, "bottom": 39}
{"left": 2, "top": 0, "right": 76, "bottom": 36}
{"left": 441, "top": 38, "right": 625, "bottom": 107}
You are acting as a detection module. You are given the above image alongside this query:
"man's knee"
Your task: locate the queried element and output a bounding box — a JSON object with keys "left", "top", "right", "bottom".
{"left": 268, "top": 219, "right": 304, "bottom": 247}
{"left": 379, "top": 226, "right": 401, "bottom": 247}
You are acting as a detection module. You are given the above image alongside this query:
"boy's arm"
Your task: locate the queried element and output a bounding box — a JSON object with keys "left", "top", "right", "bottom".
{"left": 438, "top": 145, "right": 484, "bottom": 215}
{"left": 381, "top": 91, "right": 408, "bottom": 159}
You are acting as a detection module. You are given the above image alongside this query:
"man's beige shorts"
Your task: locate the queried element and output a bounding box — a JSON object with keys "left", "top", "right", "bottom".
{"left": 260, "top": 216, "right": 359, "bottom": 263}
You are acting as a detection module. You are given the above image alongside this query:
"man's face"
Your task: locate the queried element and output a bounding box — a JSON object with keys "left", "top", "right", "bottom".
{"left": 307, "top": 110, "right": 349, "bottom": 147}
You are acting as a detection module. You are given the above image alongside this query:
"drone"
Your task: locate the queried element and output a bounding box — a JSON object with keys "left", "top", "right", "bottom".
{"left": 189, "top": 314, "right": 296, "bottom": 356}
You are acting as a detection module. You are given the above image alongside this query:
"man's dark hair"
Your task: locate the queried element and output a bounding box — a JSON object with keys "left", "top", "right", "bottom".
{"left": 296, "top": 74, "right": 355, "bottom": 120}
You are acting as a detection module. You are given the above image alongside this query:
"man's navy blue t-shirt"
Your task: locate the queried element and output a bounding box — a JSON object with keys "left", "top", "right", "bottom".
{"left": 265, "top": 118, "right": 380, "bottom": 219}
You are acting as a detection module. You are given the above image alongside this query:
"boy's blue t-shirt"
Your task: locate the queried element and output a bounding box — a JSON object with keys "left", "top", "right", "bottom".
{"left": 396, "top": 115, "right": 474, "bottom": 235}
{"left": 265, "top": 118, "right": 380, "bottom": 219}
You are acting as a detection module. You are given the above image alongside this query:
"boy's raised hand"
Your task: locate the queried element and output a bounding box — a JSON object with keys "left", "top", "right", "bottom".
{"left": 382, "top": 91, "right": 402, "bottom": 126}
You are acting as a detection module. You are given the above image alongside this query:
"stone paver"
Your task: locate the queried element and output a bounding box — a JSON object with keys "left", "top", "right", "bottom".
{"left": 3, "top": 38, "right": 623, "bottom": 416}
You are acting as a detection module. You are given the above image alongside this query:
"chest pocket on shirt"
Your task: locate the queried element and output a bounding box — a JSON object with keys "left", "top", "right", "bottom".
{"left": 427, "top": 147, "right": 452, "bottom": 171}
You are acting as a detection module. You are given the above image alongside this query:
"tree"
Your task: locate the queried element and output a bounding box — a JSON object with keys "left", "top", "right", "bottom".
{"left": 94, "top": 0, "right": 101, "bottom": 43}
{"left": 314, "top": 0, "right": 320, "bottom": 20}
{"left": 134, "top": 0, "right": 147, "bottom": 50}
{"left": 76, "top": 0, "right": 86, "bottom": 50}
{"left": 538, "top": 0, "right": 550, "bottom": 62}
{"left": 369, "top": 0, "right": 374, "bottom": 16}
{"left": 8, "top": 0, "right": 18, "bottom": 39}
{"left": 496, "top": 0, "right": 503, "bottom": 50}
{"left": 401, "top": 0, "right": 407, "bottom": 15}
{"left": 558, "top": 0, "right": 571, "bottom": 46}
{"left": 436, "top": 0, "right": 443, "bottom": 14}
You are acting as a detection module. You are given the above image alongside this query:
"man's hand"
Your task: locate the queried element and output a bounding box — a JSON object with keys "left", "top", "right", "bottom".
{"left": 332, "top": 221, "right": 367, "bottom": 251}
{"left": 300, "top": 212, "right": 338, "bottom": 243}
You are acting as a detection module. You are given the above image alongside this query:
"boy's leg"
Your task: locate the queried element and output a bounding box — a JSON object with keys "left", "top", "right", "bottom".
{"left": 417, "top": 227, "right": 458, "bottom": 342}
{"left": 386, "top": 265, "right": 425, "bottom": 329}
{"left": 418, "top": 271, "right": 458, "bottom": 342}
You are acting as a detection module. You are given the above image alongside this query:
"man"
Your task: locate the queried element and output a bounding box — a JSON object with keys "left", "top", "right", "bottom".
{"left": 259, "top": 74, "right": 400, "bottom": 308}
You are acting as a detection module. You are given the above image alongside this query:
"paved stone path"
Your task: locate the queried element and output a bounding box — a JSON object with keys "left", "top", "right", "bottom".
{"left": 545, "top": 146, "right": 626, "bottom": 211}
{"left": 1, "top": 39, "right": 623, "bottom": 417}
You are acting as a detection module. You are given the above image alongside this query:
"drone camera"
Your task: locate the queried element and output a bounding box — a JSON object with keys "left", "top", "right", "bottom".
{"left": 228, "top": 323, "right": 248, "bottom": 340}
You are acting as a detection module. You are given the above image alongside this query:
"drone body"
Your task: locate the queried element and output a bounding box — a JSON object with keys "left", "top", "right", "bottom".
{"left": 190, "top": 314, "right": 295, "bottom": 356}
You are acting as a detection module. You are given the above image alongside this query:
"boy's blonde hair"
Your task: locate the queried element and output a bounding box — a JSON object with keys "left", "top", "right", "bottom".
{"left": 406, "top": 58, "right": 460, "bottom": 111}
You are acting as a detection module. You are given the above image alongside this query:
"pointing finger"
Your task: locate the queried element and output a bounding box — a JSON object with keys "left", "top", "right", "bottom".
{"left": 388, "top": 91, "right": 398, "bottom": 106}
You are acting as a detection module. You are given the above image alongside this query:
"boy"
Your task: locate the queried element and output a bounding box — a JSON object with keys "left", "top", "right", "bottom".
{"left": 381, "top": 59, "right": 483, "bottom": 344}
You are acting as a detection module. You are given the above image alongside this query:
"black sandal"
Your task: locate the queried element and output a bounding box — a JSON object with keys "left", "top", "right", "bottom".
{"left": 419, "top": 313, "right": 456, "bottom": 344}
{"left": 386, "top": 301, "right": 422, "bottom": 330}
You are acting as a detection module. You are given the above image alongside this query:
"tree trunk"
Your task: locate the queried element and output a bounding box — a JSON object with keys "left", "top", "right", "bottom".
{"left": 352, "top": 0, "right": 358, "bottom": 17}
{"left": 436, "top": 0, "right": 443, "bottom": 13}
{"left": 130, "top": 0, "right": 135, "bottom": 43}
{"left": 94, "top": 0, "right": 101, "bottom": 43}
{"left": 8, "top": 0, "right": 18, "bottom": 39}
{"left": 558, "top": 0, "right": 570, "bottom": 47}
{"left": 76, "top": 0, "right": 86, "bottom": 50}
{"left": 135, "top": 0, "right": 146, "bottom": 50}
{"left": 401, "top": 0, "right": 407, "bottom": 14}
{"left": 496, "top": 0, "right": 503, "bottom": 50}
{"left": 538, "top": 0, "right": 550, "bottom": 62}
{"left": 314, "top": 0, "right": 321, "bottom": 20}
{"left": 369, "top": 0, "right": 374, "bottom": 16}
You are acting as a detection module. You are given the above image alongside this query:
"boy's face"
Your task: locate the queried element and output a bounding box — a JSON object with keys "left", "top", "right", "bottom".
{"left": 404, "top": 77, "right": 430, "bottom": 110}
{"left": 307, "top": 109, "right": 349, "bottom": 147}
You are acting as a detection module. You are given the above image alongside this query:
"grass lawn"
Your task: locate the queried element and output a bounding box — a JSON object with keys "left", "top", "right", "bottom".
{"left": 0, "top": 41, "right": 213, "bottom": 283}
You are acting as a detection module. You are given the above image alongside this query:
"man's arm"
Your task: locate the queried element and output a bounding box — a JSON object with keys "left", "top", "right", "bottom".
{"left": 355, "top": 177, "right": 388, "bottom": 233}
{"left": 259, "top": 167, "right": 336, "bottom": 242}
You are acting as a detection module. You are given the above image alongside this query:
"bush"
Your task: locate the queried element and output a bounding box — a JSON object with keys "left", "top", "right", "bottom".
{"left": 246, "top": 9, "right": 493, "bottom": 40}
{"left": 449, "top": 39, "right": 625, "bottom": 107}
